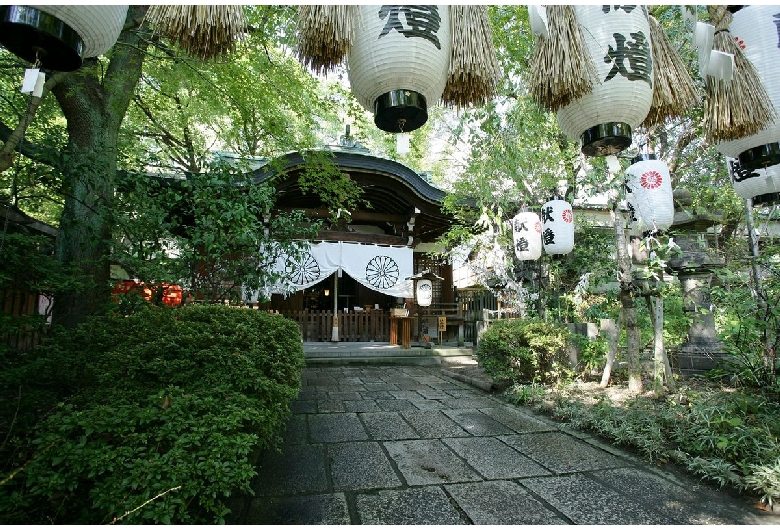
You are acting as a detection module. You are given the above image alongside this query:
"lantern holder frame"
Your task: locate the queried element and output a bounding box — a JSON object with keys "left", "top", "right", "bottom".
{"left": 374, "top": 89, "right": 427, "bottom": 133}
{"left": 580, "top": 122, "right": 633, "bottom": 157}
{"left": 0, "top": 5, "right": 84, "bottom": 71}
{"left": 739, "top": 142, "right": 780, "bottom": 172}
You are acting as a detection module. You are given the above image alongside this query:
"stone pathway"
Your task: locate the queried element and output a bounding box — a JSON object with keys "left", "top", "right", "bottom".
{"left": 231, "top": 365, "right": 777, "bottom": 525}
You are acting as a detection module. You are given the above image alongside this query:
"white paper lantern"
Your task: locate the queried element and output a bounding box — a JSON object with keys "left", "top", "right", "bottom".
{"left": 347, "top": 5, "right": 451, "bottom": 133}
{"left": 512, "top": 212, "right": 542, "bottom": 261}
{"left": 717, "top": 6, "right": 780, "bottom": 170}
{"left": 625, "top": 158, "right": 674, "bottom": 232}
{"left": 0, "top": 5, "right": 128, "bottom": 71}
{"left": 416, "top": 279, "right": 433, "bottom": 306}
{"left": 556, "top": 5, "right": 653, "bottom": 157}
{"left": 728, "top": 157, "right": 780, "bottom": 202}
{"left": 541, "top": 199, "right": 574, "bottom": 255}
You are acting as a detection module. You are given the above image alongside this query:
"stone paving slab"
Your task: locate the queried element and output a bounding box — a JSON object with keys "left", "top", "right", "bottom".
{"left": 359, "top": 411, "right": 419, "bottom": 440}
{"left": 500, "top": 431, "right": 625, "bottom": 473}
{"left": 384, "top": 439, "right": 482, "bottom": 485}
{"left": 444, "top": 480, "right": 567, "bottom": 525}
{"left": 479, "top": 404, "right": 557, "bottom": 433}
{"left": 590, "top": 467, "right": 768, "bottom": 525}
{"left": 244, "top": 493, "right": 351, "bottom": 525}
{"left": 443, "top": 408, "right": 517, "bottom": 436}
{"left": 355, "top": 487, "right": 467, "bottom": 525}
{"left": 521, "top": 474, "right": 679, "bottom": 524}
{"left": 400, "top": 409, "right": 471, "bottom": 438}
{"left": 253, "top": 444, "right": 327, "bottom": 496}
{"left": 442, "top": 436, "right": 551, "bottom": 479}
{"left": 329, "top": 441, "right": 402, "bottom": 491}
{"left": 237, "top": 364, "right": 778, "bottom": 526}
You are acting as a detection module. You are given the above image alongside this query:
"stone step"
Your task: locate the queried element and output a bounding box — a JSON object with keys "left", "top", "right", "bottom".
{"left": 302, "top": 342, "right": 477, "bottom": 366}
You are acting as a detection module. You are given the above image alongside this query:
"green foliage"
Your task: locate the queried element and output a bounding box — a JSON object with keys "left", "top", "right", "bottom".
{"left": 113, "top": 159, "right": 320, "bottom": 303}
{"left": 547, "top": 383, "right": 780, "bottom": 506}
{"left": 476, "top": 318, "right": 570, "bottom": 385}
{"left": 0, "top": 304, "right": 305, "bottom": 524}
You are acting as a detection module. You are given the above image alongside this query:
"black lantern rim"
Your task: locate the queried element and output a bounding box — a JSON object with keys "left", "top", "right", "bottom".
{"left": 0, "top": 5, "right": 83, "bottom": 72}
{"left": 630, "top": 153, "right": 657, "bottom": 165}
{"left": 738, "top": 142, "right": 780, "bottom": 171}
{"left": 752, "top": 192, "right": 780, "bottom": 208}
{"left": 374, "top": 90, "right": 427, "bottom": 133}
{"left": 580, "top": 122, "right": 633, "bottom": 157}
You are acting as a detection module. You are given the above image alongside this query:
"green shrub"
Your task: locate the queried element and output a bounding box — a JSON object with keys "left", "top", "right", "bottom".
{"left": 476, "top": 318, "right": 570, "bottom": 385}
{"left": 0, "top": 304, "right": 305, "bottom": 524}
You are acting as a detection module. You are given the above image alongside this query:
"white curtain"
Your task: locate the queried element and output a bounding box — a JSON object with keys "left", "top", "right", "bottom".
{"left": 254, "top": 241, "right": 413, "bottom": 300}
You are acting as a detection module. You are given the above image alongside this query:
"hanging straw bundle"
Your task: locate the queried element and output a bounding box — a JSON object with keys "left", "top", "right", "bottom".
{"left": 528, "top": 5, "right": 597, "bottom": 112}
{"left": 642, "top": 14, "right": 701, "bottom": 127}
{"left": 442, "top": 6, "right": 500, "bottom": 109}
{"left": 145, "top": 5, "right": 246, "bottom": 61}
{"left": 704, "top": 5, "right": 775, "bottom": 143}
{"left": 296, "top": 5, "right": 355, "bottom": 75}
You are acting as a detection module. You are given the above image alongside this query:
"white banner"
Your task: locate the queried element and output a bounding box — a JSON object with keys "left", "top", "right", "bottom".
{"left": 251, "top": 241, "right": 413, "bottom": 300}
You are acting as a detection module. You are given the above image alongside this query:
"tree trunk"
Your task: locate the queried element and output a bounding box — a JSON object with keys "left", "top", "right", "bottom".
{"left": 51, "top": 7, "right": 149, "bottom": 328}
{"left": 613, "top": 199, "right": 643, "bottom": 393}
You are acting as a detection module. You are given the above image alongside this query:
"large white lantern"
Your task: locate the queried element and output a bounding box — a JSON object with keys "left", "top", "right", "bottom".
{"left": 556, "top": 5, "right": 653, "bottom": 157}
{"left": 512, "top": 212, "right": 542, "bottom": 261}
{"left": 0, "top": 5, "right": 128, "bottom": 71}
{"left": 728, "top": 157, "right": 780, "bottom": 203}
{"left": 625, "top": 156, "right": 674, "bottom": 232}
{"left": 416, "top": 279, "right": 433, "bottom": 307}
{"left": 347, "top": 5, "right": 451, "bottom": 133}
{"left": 717, "top": 6, "right": 780, "bottom": 172}
{"left": 541, "top": 199, "right": 574, "bottom": 255}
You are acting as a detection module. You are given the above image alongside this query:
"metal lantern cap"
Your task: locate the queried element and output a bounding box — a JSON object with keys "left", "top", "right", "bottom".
{"left": 374, "top": 90, "right": 427, "bottom": 133}
{"left": 580, "top": 122, "right": 633, "bottom": 157}
{"left": 405, "top": 269, "right": 443, "bottom": 281}
{"left": 0, "top": 5, "right": 83, "bottom": 71}
{"left": 739, "top": 143, "right": 780, "bottom": 171}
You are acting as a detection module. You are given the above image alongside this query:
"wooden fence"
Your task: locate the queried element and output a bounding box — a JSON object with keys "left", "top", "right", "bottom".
{"left": 278, "top": 309, "right": 391, "bottom": 342}
{"left": 1, "top": 286, "right": 50, "bottom": 352}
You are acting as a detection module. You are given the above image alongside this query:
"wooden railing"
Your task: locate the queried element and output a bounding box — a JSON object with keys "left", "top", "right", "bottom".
{"left": 276, "top": 309, "right": 390, "bottom": 342}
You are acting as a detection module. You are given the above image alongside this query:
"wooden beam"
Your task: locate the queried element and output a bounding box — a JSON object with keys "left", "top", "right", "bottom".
{"left": 312, "top": 230, "right": 409, "bottom": 246}
{"left": 274, "top": 207, "right": 407, "bottom": 224}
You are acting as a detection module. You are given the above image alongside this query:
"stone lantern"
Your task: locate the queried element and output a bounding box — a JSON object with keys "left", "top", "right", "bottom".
{"left": 667, "top": 189, "right": 727, "bottom": 376}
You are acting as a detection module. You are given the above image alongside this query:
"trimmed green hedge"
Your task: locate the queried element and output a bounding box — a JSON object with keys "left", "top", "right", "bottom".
{"left": 476, "top": 318, "right": 570, "bottom": 385}
{"left": 0, "top": 304, "right": 305, "bottom": 524}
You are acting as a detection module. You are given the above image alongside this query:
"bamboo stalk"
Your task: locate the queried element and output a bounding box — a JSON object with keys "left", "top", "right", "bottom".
{"left": 703, "top": 5, "right": 775, "bottom": 143}
{"left": 528, "top": 5, "right": 597, "bottom": 112}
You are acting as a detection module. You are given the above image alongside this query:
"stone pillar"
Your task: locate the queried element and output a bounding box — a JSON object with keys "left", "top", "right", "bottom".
{"left": 674, "top": 267, "right": 728, "bottom": 375}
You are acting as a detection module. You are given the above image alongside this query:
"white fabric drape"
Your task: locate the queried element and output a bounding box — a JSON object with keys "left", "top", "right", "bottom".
{"left": 260, "top": 241, "right": 413, "bottom": 299}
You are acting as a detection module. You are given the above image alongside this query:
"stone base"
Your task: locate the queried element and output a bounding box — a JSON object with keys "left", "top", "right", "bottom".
{"left": 672, "top": 343, "right": 729, "bottom": 377}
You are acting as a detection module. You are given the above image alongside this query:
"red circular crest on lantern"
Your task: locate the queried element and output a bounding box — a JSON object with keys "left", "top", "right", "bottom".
{"left": 534, "top": 221, "right": 542, "bottom": 233}
{"left": 640, "top": 170, "right": 662, "bottom": 189}
{"left": 562, "top": 209, "right": 573, "bottom": 223}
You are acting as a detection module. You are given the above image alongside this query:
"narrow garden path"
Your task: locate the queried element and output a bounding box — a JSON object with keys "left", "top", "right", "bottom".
{"left": 231, "top": 365, "right": 776, "bottom": 525}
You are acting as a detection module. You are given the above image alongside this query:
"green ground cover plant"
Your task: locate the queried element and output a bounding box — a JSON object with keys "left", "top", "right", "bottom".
{"left": 506, "top": 379, "right": 780, "bottom": 509}
{"left": 0, "top": 304, "right": 305, "bottom": 524}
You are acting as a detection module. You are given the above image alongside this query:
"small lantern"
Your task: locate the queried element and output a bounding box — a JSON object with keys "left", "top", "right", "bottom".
{"left": 625, "top": 156, "right": 674, "bottom": 233}
{"left": 347, "top": 5, "right": 451, "bottom": 133}
{"left": 556, "top": 5, "right": 653, "bottom": 156}
{"left": 512, "top": 212, "right": 542, "bottom": 261}
{"left": 416, "top": 279, "right": 433, "bottom": 306}
{"left": 0, "top": 5, "right": 128, "bottom": 71}
{"left": 728, "top": 157, "right": 780, "bottom": 203}
{"left": 541, "top": 199, "right": 574, "bottom": 255}
{"left": 717, "top": 6, "right": 780, "bottom": 171}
